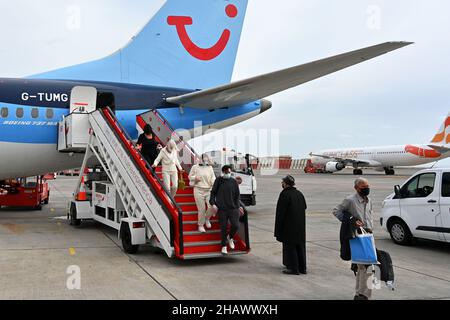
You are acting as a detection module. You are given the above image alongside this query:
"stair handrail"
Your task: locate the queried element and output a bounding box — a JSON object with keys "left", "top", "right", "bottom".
{"left": 140, "top": 109, "right": 201, "bottom": 172}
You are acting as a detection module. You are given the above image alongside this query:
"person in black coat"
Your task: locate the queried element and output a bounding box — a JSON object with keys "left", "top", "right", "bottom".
{"left": 275, "top": 175, "right": 307, "bottom": 275}
{"left": 136, "top": 124, "right": 160, "bottom": 166}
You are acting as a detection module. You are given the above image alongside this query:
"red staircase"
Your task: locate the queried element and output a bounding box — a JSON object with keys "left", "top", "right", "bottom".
{"left": 154, "top": 166, "right": 249, "bottom": 259}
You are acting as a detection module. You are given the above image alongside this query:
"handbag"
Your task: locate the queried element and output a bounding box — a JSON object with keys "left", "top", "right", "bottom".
{"left": 349, "top": 228, "right": 378, "bottom": 265}
{"left": 178, "top": 174, "right": 186, "bottom": 190}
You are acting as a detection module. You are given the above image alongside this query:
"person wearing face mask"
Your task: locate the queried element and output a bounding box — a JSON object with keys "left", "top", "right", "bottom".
{"left": 188, "top": 154, "right": 216, "bottom": 233}
{"left": 274, "top": 175, "right": 307, "bottom": 275}
{"left": 209, "top": 165, "right": 243, "bottom": 255}
{"left": 152, "top": 139, "right": 183, "bottom": 198}
{"left": 332, "top": 177, "right": 374, "bottom": 300}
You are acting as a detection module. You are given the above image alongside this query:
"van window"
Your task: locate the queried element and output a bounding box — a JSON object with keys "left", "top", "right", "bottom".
{"left": 16, "top": 108, "right": 24, "bottom": 118}
{"left": 402, "top": 173, "right": 436, "bottom": 198}
{"left": 31, "top": 108, "right": 39, "bottom": 119}
{"left": 1, "top": 107, "right": 8, "bottom": 118}
{"left": 46, "top": 108, "right": 54, "bottom": 119}
{"left": 442, "top": 173, "right": 450, "bottom": 197}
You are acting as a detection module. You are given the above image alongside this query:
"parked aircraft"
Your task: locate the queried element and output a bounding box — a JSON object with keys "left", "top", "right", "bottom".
{"left": 310, "top": 112, "right": 450, "bottom": 175}
{"left": 0, "top": 0, "right": 412, "bottom": 179}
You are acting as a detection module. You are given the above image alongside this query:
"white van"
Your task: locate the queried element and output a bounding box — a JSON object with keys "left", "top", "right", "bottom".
{"left": 381, "top": 168, "right": 450, "bottom": 245}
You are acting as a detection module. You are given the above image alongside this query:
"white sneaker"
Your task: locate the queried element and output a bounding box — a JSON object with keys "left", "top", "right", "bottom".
{"left": 221, "top": 246, "right": 228, "bottom": 255}
{"left": 228, "top": 236, "right": 235, "bottom": 250}
{"left": 205, "top": 220, "right": 212, "bottom": 229}
{"left": 198, "top": 226, "right": 206, "bottom": 233}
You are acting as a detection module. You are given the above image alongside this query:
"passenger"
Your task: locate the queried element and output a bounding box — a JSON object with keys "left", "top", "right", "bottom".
{"left": 152, "top": 139, "right": 183, "bottom": 198}
{"left": 209, "top": 165, "right": 243, "bottom": 255}
{"left": 189, "top": 154, "right": 216, "bottom": 233}
{"left": 274, "top": 175, "right": 307, "bottom": 275}
{"left": 136, "top": 124, "right": 160, "bottom": 167}
{"left": 332, "top": 177, "right": 374, "bottom": 300}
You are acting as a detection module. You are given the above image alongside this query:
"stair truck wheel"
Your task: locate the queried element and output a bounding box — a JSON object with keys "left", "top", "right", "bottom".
{"left": 44, "top": 191, "right": 50, "bottom": 205}
{"left": 70, "top": 202, "right": 81, "bottom": 226}
{"left": 121, "top": 223, "right": 139, "bottom": 254}
{"left": 388, "top": 218, "right": 413, "bottom": 246}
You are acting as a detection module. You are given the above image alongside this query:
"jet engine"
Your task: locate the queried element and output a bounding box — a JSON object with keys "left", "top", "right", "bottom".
{"left": 325, "top": 161, "right": 345, "bottom": 173}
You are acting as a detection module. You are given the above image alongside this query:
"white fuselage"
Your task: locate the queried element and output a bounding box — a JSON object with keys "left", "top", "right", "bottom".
{"left": 311, "top": 144, "right": 450, "bottom": 168}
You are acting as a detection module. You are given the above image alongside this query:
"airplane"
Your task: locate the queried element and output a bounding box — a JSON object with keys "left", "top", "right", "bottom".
{"left": 310, "top": 112, "right": 450, "bottom": 176}
{"left": 0, "top": 0, "right": 412, "bottom": 180}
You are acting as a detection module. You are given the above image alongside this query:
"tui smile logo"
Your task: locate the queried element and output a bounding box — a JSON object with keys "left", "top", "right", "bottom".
{"left": 167, "top": 4, "right": 238, "bottom": 61}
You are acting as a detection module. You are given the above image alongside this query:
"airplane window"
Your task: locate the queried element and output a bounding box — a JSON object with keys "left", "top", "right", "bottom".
{"left": 31, "top": 108, "right": 39, "bottom": 119}
{"left": 46, "top": 108, "right": 54, "bottom": 119}
{"left": 1, "top": 107, "right": 8, "bottom": 118}
{"left": 16, "top": 108, "right": 24, "bottom": 118}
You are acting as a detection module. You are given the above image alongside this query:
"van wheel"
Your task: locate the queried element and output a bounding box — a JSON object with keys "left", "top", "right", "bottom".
{"left": 44, "top": 192, "right": 49, "bottom": 204}
{"left": 121, "top": 224, "right": 139, "bottom": 254}
{"left": 70, "top": 203, "right": 81, "bottom": 226}
{"left": 389, "top": 219, "right": 413, "bottom": 245}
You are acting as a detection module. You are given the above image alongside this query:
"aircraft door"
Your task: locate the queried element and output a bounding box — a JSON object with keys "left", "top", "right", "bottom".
{"left": 70, "top": 86, "right": 98, "bottom": 113}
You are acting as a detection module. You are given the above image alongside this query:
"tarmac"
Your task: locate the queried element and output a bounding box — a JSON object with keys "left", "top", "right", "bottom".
{"left": 0, "top": 168, "right": 449, "bottom": 300}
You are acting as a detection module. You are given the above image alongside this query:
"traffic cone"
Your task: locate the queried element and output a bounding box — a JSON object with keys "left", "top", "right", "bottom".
{"left": 77, "top": 176, "right": 87, "bottom": 201}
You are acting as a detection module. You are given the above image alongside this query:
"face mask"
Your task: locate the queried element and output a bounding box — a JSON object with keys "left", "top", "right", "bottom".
{"left": 202, "top": 160, "right": 208, "bottom": 166}
{"left": 223, "top": 173, "right": 232, "bottom": 179}
{"left": 359, "top": 188, "right": 370, "bottom": 197}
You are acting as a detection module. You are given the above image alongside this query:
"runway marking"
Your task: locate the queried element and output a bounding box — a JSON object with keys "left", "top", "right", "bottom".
{"left": 69, "top": 247, "right": 76, "bottom": 256}
{"left": 0, "top": 223, "right": 24, "bottom": 234}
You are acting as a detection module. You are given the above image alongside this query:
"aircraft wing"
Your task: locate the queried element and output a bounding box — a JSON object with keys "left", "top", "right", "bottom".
{"left": 309, "top": 153, "right": 381, "bottom": 167}
{"left": 166, "top": 42, "right": 413, "bottom": 109}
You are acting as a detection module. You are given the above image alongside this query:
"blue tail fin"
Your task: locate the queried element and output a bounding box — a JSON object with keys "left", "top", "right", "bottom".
{"left": 31, "top": 0, "right": 248, "bottom": 89}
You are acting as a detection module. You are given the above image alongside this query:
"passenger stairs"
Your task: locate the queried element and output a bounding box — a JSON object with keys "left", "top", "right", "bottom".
{"left": 58, "top": 86, "right": 250, "bottom": 260}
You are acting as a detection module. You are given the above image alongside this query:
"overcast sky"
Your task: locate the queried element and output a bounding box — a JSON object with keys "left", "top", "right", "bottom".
{"left": 0, "top": 0, "right": 449, "bottom": 163}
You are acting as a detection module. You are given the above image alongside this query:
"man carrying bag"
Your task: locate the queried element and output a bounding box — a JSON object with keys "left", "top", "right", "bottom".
{"left": 333, "top": 178, "right": 375, "bottom": 300}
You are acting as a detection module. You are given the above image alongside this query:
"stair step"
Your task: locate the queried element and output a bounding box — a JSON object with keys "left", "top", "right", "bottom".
{"left": 184, "top": 240, "right": 221, "bottom": 247}
{"left": 176, "top": 198, "right": 196, "bottom": 205}
{"left": 182, "top": 250, "right": 248, "bottom": 260}
{"left": 184, "top": 230, "right": 221, "bottom": 236}
{"left": 183, "top": 220, "right": 219, "bottom": 225}
{"left": 183, "top": 230, "right": 221, "bottom": 242}
{"left": 182, "top": 211, "right": 197, "bottom": 215}
{"left": 182, "top": 222, "right": 220, "bottom": 232}
{"left": 180, "top": 204, "right": 198, "bottom": 212}
{"left": 183, "top": 243, "right": 224, "bottom": 255}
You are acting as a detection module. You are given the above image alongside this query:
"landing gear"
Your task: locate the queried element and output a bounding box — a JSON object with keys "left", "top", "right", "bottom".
{"left": 353, "top": 169, "right": 363, "bottom": 175}
{"left": 384, "top": 168, "right": 395, "bottom": 176}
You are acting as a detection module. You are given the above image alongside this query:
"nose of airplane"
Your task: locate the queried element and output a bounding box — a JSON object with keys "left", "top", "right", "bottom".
{"left": 260, "top": 99, "right": 272, "bottom": 114}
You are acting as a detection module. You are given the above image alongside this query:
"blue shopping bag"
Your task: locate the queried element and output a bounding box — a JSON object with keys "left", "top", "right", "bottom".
{"left": 350, "top": 229, "right": 378, "bottom": 265}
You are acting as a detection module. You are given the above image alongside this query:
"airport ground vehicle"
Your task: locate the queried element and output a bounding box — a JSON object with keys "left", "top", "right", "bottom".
{"left": 0, "top": 176, "right": 49, "bottom": 210}
{"left": 304, "top": 159, "right": 327, "bottom": 174}
{"left": 61, "top": 87, "right": 250, "bottom": 259}
{"left": 205, "top": 149, "right": 257, "bottom": 206}
{"left": 381, "top": 168, "right": 450, "bottom": 245}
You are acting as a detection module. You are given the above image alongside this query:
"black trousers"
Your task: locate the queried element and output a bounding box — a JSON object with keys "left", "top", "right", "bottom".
{"left": 283, "top": 242, "right": 307, "bottom": 273}
{"left": 218, "top": 209, "right": 240, "bottom": 246}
